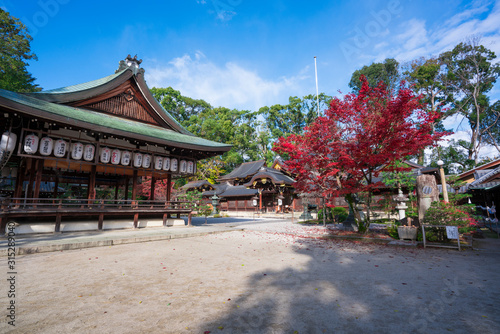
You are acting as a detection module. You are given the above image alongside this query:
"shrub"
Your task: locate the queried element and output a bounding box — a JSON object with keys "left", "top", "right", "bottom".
{"left": 333, "top": 207, "right": 348, "bottom": 223}
{"left": 387, "top": 223, "right": 399, "bottom": 239}
{"left": 423, "top": 201, "right": 476, "bottom": 227}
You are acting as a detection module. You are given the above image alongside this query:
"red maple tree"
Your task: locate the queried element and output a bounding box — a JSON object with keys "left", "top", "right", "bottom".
{"left": 137, "top": 177, "right": 173, "bottom": 200}
{"left": 273, "top": 76, "right": 446, "bottom": 232}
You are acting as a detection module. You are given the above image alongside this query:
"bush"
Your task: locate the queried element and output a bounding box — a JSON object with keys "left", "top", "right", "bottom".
{"left": 333, "top": 207, "right": 348, "bottom": 223}
{"left": 423, "top": 201, "right": 476, "bottom": 227}
{"left": 387, "top": 223, "right": 399, "bottom": 239}
{"left": 318, "top": 206, "right": 349, "bottom": 223}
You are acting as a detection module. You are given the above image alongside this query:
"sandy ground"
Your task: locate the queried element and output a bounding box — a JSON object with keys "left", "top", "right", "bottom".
{"left": 1, "top": 221, "right": 500, "bottom": 334}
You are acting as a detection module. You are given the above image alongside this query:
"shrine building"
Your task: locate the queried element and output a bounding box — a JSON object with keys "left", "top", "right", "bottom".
{"left": 0, "top": 55, "right": 231, "bottom": 234}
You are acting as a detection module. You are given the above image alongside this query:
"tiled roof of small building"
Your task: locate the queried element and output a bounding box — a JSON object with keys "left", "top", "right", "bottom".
{"left": 218, "top": 160, "right": 266, "bottom": 181}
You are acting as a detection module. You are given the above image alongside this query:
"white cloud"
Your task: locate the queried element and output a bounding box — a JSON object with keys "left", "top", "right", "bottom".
{"left": 366, "top": 1, "right": 500, "bottom": 63}
{"left": 145, "top": 52, "right": 307, "bottom": 111}
{"left": 396, "top": 19, "right": 429, "bottom": 51}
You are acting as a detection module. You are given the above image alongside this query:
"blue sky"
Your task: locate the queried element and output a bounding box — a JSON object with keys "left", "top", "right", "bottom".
{"left": 2, "top": 0, "right": 500, "bottom": 158}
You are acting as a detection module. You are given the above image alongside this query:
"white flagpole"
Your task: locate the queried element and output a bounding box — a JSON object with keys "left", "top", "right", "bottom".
{"left": 314, "top": 56, "right": 320, "bottom": 117}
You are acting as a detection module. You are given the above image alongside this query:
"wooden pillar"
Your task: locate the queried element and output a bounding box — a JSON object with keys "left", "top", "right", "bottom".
{"left": 88, "top": 165, "right": 96, "bottom": 201}
{"left": 13, "top": 160, "right": 25, "bottom": 201}
{"left": 131, "top": 170, "right": 138, "bottom": 201}
{"left": 53, "top": 175, "right": 59, "bottom": 199}
{"left": 26, "top": 158, "right": 36, "bottom": 199}
{"left": 133, "top": 212, "right": 139, "bottom": 228}
{"left": 259, "top": 190, "right": 262, "bottom": 212}
{"left": 114, "top": 181, "right": 119, "bottom": 200}
{"left": 166, "top": 174, "right": 172, "bottom": 202}
{"left": 124, "top": 176, "right": 129, "bottom": 200}
{"left": 150, "top": 176, "right": 156, "bottom": 201}
{"left": 98, "top": 213, "right": 104, "bottom": 230}
{"left": 55, "top": 214, "right": 62, "bottom": 233}
{"left": 33, "top": 160, "right": 43, "bottom": 201}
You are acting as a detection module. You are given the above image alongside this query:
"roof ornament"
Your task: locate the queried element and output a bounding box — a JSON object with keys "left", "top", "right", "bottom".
{"left": 125, "top": 54, "right": 142, "bottom": 68}
{"left": 116, "top": 54, "right": 143, "bottom": 74}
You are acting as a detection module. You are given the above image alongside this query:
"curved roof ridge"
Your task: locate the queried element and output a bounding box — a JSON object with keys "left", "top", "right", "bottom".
{"left": 32, "top": 69, "right": 129, "bottom": 96}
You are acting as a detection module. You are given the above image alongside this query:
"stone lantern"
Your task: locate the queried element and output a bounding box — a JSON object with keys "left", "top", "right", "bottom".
{"left": 393, "top": 187, "right": 409, "bottom": 221}
{"left": 299, "top": 194, "right": 313, "bottom": 220}
{"left": 211, "top": 194, "right": 219, "bottom": 215}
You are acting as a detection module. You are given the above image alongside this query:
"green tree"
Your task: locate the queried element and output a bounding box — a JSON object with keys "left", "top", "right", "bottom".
{"left": 402, "top": 56, "right": 453, "bottom": 164}
{"left": 261, "top": 93, "right": 332, "bottom": 142}
{"left": 349, "top": 58, "right": 400, "bottom": 93}
{"left": 480, "top": 100, "right": 500, "bottom": 153}
{"left": 429, "top": 140, "right": 475, "bottom": 174}
{"left": 150, "top": 86, "right": 212, "bottom": 127}
{"left": 439, "top": 39, "right": 500, "bottom": 164}
{"left": 0, "top": 9, "right": 39, "bottom": 92}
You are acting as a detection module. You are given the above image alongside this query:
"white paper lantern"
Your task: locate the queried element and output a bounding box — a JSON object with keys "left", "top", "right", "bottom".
{"left": 54, "top": 139, "right": 68, "bottom": 157}
{"left": 154, "top": 156, "right": 163, "bottom": 170}
{"left": 100, "top": 147, "right": 111, "bottom": 163}
{"left": 187, "top": 161, "right": 194, "bottom": 174}
{"left": 133, "top": 152, "right": 143, "bottom": 168}
{"left": 71, "top": 142, "right": 84, "bottom": 160}
{"left": 24, "top": 134, "right": 39, "bottom": 154}
{"left": 1, "top": 132, "right": 17, "bottom": 152}
{"left": 180, "top": 160, "right": 187, "bottom": 173}
{"left": 142, "top": 154, "right": 151, "bottom": 168}
{"left": 162, "top": 157, "right": 170, "bottom": 171}
{"left": 111, "top": 149, "right": 121, "bottom": 165}
{"left": 121, "top": 151, "right": 131, "bottom": 166}
{"left": 83, "top": 144, "right": 95, "bottom": 161}
{"left": 170, "top": 158, "right": 178, "bottom": 172}
{"left": 39, "top": 137, "right": 53, "bottom": 156}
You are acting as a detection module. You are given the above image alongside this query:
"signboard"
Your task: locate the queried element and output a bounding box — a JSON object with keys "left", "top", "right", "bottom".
{"left": 446, "top": 226, "right": 459, "bottom": 240}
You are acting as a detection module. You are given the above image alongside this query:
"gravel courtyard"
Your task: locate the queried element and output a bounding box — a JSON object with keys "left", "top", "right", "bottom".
{"left": 2, "top": 221, "right": 500, "bottom": 333}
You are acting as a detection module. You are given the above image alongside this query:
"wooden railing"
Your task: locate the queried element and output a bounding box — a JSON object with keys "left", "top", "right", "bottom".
{"left": 1, "top": 198, "right": 192, "bottom": 211}
{"left": 0, "top": 197, "right": 194, "bottom": 232}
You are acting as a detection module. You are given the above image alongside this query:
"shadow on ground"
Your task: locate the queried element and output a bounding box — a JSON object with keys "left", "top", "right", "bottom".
{"left": 198, "top": 237, "right": 500, "bottom": 333}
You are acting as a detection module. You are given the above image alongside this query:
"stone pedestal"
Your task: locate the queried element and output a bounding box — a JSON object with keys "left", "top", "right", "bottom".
{"left": 416, "top": 175, "right": 439, "bottom": 224}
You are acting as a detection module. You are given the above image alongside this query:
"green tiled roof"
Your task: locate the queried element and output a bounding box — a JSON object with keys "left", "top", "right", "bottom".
{"left": 0, "top": 89, "right": 232, "bottom": 151}
{"left": 33, "top": 69, "right": 127, "bottom": 95}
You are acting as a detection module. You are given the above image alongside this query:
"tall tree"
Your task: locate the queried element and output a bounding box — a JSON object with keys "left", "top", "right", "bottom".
{"left": 480, "top": 100, "right": 500, "bottom": 154}
{"left": 0, "top": 9, "right": 39, "bottom": 92}
{"left": 187, "top": 106, "right": 260, "bottom": 171}
{"left": 402, "top": 56, "right": 453, "bottom": 164}
{"left": 439, "top": 39, "right": 500, "bottom": 164}
{"left": 349, "top": 58, "right": 400, "bottom": 93}
{"left": 274, "top": 77, "right": 444, "bottom": 232}
{"left": 150, "top": 86, "right": 212, "bottom": 127}
{"left": 261, "top": 93, "right": 332, "bottom": 141}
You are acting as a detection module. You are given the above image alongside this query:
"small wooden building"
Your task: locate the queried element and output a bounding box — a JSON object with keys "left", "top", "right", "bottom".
{"left": 0, "top": 56, "right": 231, "bottom": 233}
{"left": 457, "top": 158, "right": 500, "bottom": 214}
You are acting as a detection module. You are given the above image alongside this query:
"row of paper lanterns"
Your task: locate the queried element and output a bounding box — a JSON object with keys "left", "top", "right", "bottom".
{"left": 23, "top": 134, "right": 195, "bottom": 173}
